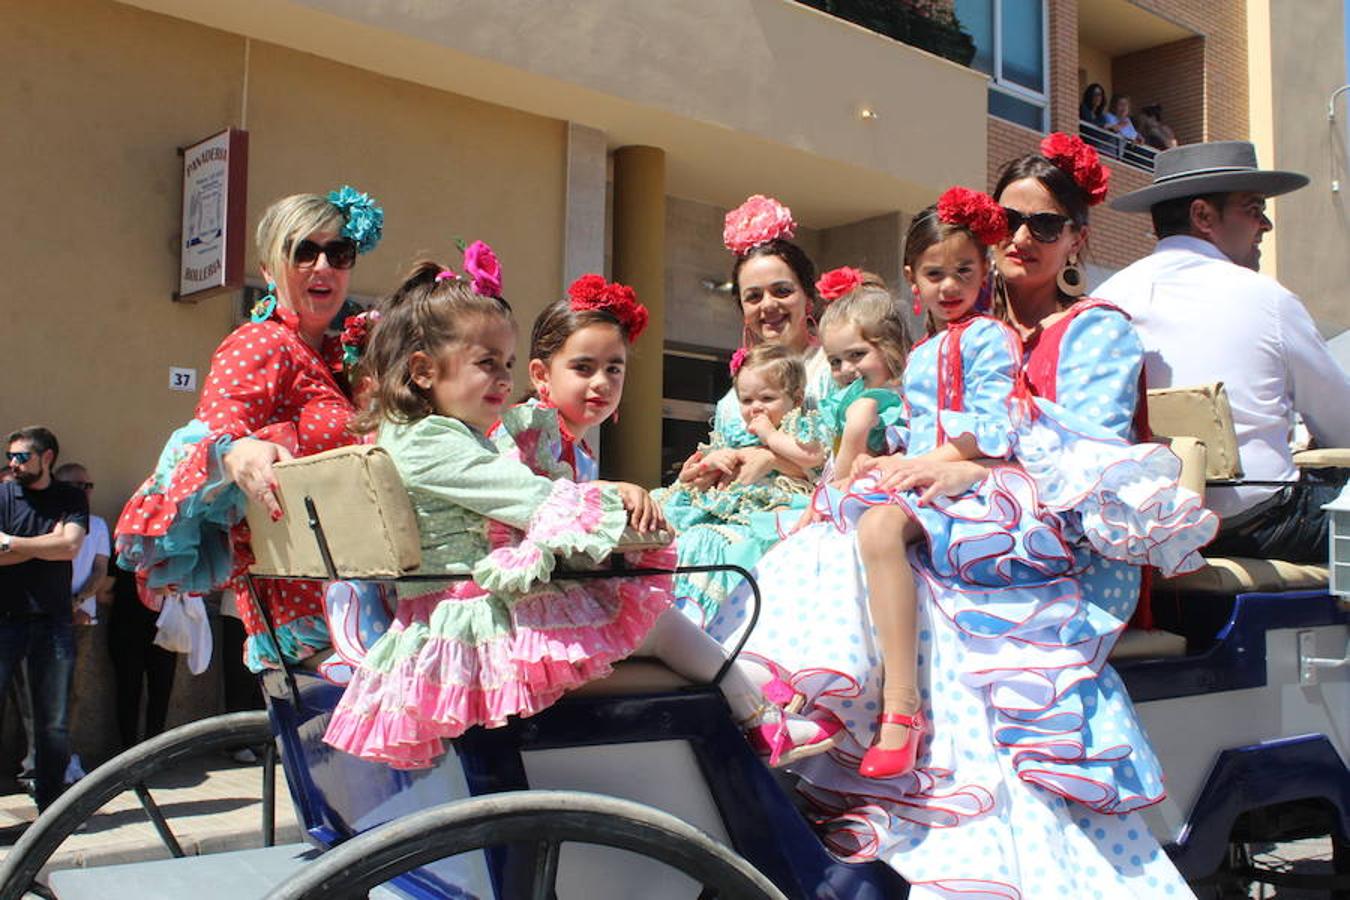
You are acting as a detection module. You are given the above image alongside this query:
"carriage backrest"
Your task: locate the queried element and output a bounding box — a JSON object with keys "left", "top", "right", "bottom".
{"left": 1145, "top": 382, "right": 1242, "bottom": 482}
{"left": 245, "top": 445, "right": 423, "bottom": 579}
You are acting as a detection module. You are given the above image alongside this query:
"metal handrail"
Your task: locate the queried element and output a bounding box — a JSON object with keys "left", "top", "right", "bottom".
{"left": 1079, "top": 119, "right": 1157, "bottom": 172}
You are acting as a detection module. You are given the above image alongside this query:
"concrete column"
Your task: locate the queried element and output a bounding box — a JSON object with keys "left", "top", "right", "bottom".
{"left": 604, "top": 145, "right": 666, "bottom": 486}
{"left": 563, "top": 123, "right": 608, "bottom": 287}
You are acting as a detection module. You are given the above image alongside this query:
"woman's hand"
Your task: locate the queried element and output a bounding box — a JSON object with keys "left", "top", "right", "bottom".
{"left": 883, "top": 459, "right": 989, "bottom": 505}
{"left": 223, "top": 438, "right": 293, "bottom": 521}
{"left": 611, "top": 482, "right": 667, "bottom": 534}
{"left": 847, "top": 452, "right": 879, "bottom": 481}
{"left": 732, "top": 446, "right": 778, "bottom": 485}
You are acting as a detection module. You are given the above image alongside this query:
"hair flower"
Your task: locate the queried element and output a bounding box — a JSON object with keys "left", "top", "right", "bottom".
{"left": 723, "top": 195, "right": 796, "bottom": 256}
{"left": 463, "top": 240, "right": 503, "bottom": 297}
{"left": 328, "top": 185, "right": 385, "bottom": 254}
{"left": 340, "top": 309, "right": 381, "bottom": 370}
{"left": 566, "top": 274, "right": 649, "bottom": 342}
{"left": 1039, "top": 133, "right": 1111, "bottom": 206}
{"left": 937, "top": 186, "right": 1009, "bottom": 245}
{"left": 815, "top": 266, "right": 866, "bottom": 302}
{"left": 728, "top": 346, "right": 750, "bottom": 377}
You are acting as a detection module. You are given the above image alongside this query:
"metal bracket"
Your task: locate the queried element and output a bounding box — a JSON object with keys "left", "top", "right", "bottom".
{"left": 1298, "top": 629, "right": 1350, "bottom": 685}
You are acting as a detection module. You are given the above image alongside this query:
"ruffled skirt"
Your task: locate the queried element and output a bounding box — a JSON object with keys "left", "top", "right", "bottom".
{"left": 323, "top": 547, "right": 675, "bottom": 768}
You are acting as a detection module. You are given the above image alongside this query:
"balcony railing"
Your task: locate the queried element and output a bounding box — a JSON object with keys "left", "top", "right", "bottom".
{"left": 794, "top": 0, "right": 976, "bottom": 66}
{"left": 1079, "top": 120, "right": 1157, "bottom": 172}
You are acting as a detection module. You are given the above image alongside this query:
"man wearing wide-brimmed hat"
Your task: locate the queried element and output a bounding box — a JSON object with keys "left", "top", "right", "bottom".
{"left": 1096, "top": 141, "right": 1350, "bottom": 561}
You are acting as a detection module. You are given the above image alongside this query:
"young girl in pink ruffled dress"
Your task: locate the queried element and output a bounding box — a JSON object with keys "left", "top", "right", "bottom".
{"left": 324, "top": 257, "right": 830, "bottom": 768}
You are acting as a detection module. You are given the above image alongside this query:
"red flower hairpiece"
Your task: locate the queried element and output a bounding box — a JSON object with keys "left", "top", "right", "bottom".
{"left": 339, "top": 309, "right": 380, "bottom": 370}
{"left": 936, "top": 186, "right": 1008, "bottom": 245}
{"left": 815, "top": 266, "right": 866, "bottom": 302}
{"left": 566, "top": 274, "right": 650, "bottom": 343}
{"left": 728, "top": 346, "right": 749, "bottom": 377}
{"left": 723, "top": 195, "right": 796, "bottom": 256}
{"left": 1039, "top": 133, "right": 1111, "bottom": 206}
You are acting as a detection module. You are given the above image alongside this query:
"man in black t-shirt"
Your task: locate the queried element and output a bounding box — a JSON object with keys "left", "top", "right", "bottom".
{"left": 0, "top": 426, "right": 87, "bottom": 811}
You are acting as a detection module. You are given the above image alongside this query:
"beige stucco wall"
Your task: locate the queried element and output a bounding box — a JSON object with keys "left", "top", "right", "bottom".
{"left": 1260, "top": 0, "right": 1350, "bottom": 330}
{"left": 3, "top": 0, "right": 567, "bottom": 526}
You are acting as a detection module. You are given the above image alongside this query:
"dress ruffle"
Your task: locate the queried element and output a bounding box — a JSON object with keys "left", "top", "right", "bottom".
{"left": 472, "top": 479, "right": 627, "bottom": 593}
{"left": 819, "top": 380, "right": 906, "bottom": 454}
{"left": 322, "top": 560, "right": 673, "bottom": 768}
{"left": 243, "top": 614, "right": 331, "bottom": 671}
{"left": 935, "top": 408, "right": 1017, "bottom": 459}
{"left": 1017, "top": 406, "right": 1217, "bottom": 576}
{"left": 492, "top": 402, "right": 581, "bottom": 481}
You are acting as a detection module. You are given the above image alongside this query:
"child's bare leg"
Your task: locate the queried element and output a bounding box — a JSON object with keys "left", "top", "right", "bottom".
{"left": 857, "top": 504, "right": 923, "bottom": 751}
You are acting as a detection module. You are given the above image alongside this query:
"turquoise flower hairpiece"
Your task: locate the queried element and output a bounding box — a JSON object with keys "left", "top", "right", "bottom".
{"left": 327, "top": 185, "right": 384, "bottom": 254}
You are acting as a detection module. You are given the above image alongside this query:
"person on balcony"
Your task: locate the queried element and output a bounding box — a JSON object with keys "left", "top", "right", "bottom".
{"left": 1096, "top": 141, "right": 1350, "bottom": 561}
{"left": 1103, "top": 93, "right": 1142, "bottom": 143}
{"left": 1136, "top": 103, "right": 1179, "bottom": 150}
{"left": 1079, "top": 82, "right": 1107, "bottom": 127}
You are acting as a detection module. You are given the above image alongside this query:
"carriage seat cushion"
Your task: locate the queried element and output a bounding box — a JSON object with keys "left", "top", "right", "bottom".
{"left": 1158, "top": 556, "right": 1329, "bottom": 594}
{"left": 247, "top": 445, "right": 673, "bottom": 579}
{"left": 567, "top": 657, "right": 694, "bottom": 697}
{"left": 1292, "top": 447, "right": 1350, "bottom": 468}
{"left": 1108, "top": 628, "right": 1187, "bottom": 659}
{"left": 246, "top": 445, "right": 423, "bottom": 579}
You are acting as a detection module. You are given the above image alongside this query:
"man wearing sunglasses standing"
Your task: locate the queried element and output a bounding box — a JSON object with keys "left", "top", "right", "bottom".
{"left": 0, "top": 426, "right": 87, "bottom": 811}
{"left": 1096, "top": 142, "right": 1350, "bottom": 560}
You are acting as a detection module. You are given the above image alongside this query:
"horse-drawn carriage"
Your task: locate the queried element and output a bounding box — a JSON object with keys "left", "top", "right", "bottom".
{"left": 2, "top": 386, "right": 1346, "bottom": 899}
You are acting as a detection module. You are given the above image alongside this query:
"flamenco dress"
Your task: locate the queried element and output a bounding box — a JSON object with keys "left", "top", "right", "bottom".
{"left": 322, "top": 415, "right": 670, "bottom": 769}
{"left": 718, "top": 311, "right": 1215, "bottom": 898}
{"left": 655, "top": 407, "right": 823, "bottom": 627}
{"left": 114, "top": 303, "right": 354, "bottom": 670}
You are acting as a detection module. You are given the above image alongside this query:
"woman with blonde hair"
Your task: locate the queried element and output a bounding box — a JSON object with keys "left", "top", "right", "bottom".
{"left": 116, "top": 187, "right": 383, "bottom": 670}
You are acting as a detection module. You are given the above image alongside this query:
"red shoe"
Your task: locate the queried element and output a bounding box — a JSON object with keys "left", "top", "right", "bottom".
{"left": 858, "top": 710, "right": 924, "bottom": 779}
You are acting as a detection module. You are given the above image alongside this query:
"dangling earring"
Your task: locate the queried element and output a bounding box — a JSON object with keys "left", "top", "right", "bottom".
{"left": 610, "top": 408, "right": 620, "bottom": 424}
{"left": 911, "top": 285, "right": 922, "bottom": 317}
{"left": 538, "top": 384, "right": 550, "bottom": 403}
{"left": 1056, "top": 254, "right": 1087, "bottom": 298}
{"left": 741, "top": 324, "right": 754, "bottom": 348}
{"left": 251, "top": 282, "right": 278, "bottom": 323}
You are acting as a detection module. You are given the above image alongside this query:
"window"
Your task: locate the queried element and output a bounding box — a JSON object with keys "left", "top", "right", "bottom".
{"left": 954, "top": 0, "right": 1048, "bottom": 131}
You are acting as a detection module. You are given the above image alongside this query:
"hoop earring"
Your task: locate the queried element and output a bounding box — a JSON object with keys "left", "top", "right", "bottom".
{"left": 251, "top": 282, "right": 278, "bottom": 323}
{"left": 1056, "top": 255, "right": 1087, "bottom": 298}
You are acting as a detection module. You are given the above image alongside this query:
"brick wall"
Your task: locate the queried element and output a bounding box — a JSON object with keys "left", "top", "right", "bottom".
{"left": 1132, "top": 0, "right": 1249, "bottom": 140}
{"left": 984, "top": 0, "right": 1249, "bottom": 275}
{"left": 1113, "top": 36, "right": 1205, "bottom": 145}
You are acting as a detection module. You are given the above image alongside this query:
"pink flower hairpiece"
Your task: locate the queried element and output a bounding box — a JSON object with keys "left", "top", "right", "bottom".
{"left": 936, "top": 186, "right": 1008, "bottom": 246}
{"left": 815, "top": 266, "right": 866, "bottom": 302}
{"left": 728, "top": 346, "right": 749, "bottom": 377}
{"left": 434, "top": 240, "right": 504, "bottom": 297}
{"left": 1039, "top": 133, "right": 1111, "bottom": 206}
{"left": 723, "top": 195, "right": 796, "bottom": 256}
{"left": 567, "top": 274, "right": 650, "bottom": 343}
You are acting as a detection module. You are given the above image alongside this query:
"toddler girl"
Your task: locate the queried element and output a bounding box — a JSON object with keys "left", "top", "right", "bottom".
{"left": 658, "top": 344, "right": 826, "bottom": 627}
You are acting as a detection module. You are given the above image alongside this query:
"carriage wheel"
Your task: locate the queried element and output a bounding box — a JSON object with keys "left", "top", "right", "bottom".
{"left": 266, "top": 790, "right": 787, "bottom": 900}
{"left": 0, "top": 710, "right": 277, "bottom": 900}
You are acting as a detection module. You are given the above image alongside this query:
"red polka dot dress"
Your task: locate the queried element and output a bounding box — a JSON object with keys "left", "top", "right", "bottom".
{"left": 116, "top": 304, "right": 357, "bottom": 668}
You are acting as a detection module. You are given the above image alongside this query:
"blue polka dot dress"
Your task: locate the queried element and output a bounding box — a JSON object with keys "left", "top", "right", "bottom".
{"left": 717, "top": 307, "right": 1205, "bottom": 898}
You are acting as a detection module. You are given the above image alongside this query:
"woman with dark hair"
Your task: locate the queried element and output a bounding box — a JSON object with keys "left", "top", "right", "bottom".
{"left": 716, "top": 139, "right": 1208, "bottom": 896}
{"left": 1079, "top": 82, "right": 1107, "bottom": 126}
{"left": 661, "top": 196, "right": 835, "bottom": 625}
{"left": 116, "top": 187, "right": 383, "bottom": 671}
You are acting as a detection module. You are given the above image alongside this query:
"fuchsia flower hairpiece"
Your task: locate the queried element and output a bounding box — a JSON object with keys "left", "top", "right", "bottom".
{"left": 815, "top": 266, "right": 866, "bottom": 302}
{"left": 723, "top": 194, "right": 796, "bottom": 256}
{"left": 936, "top": 186, "right": 1009, "bottom": 246}
{"left": 1039, "top": 133, "right": 1111, "bottom": 206}
{"left": 435, "top": 240, "right": 504, "bottom": 297}
{"left": 728, "top": 346, "right": 749, "bottom": 377}
{"left": 567, "top": 274, "right": 650, "bottom": 343}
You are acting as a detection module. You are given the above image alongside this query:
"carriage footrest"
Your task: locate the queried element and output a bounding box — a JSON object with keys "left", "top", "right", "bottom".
{"left": 46, "top": 843, "right": 319, "bottom": 900}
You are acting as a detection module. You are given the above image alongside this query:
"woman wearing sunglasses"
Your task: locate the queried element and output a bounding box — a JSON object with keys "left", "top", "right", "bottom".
{"left": 115, "top": 187, "right": 382, "bottom": 671}
{"left": 714, "top": 136, "right": 1203, "bottom": 897}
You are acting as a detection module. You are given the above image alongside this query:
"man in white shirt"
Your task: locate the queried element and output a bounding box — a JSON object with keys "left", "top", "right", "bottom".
{"left": 54, "top": 464, "right": 108, "bottom": 625}
{"left": 1096, "top": 141, "right": 1350, "bottom": 561}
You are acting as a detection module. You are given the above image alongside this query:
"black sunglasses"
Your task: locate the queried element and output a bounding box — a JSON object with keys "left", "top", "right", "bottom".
{"left": 290, "top": 238, "right": 358, "bottom": 270}
{"left": 5, "top": 451, "right": 32, "bottom": 463}
{"left": 1002, "top": 208, "right": 1072, "bottom": 244}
